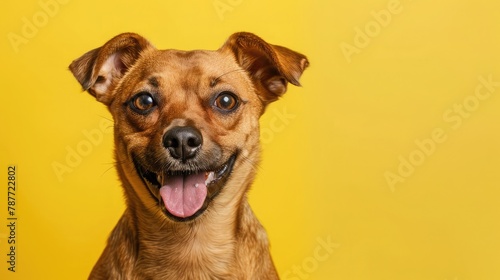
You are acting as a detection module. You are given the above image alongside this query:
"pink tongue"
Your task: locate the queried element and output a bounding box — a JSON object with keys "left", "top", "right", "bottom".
{"left": 159, "top": 173, "right": 208, "bottom": 218}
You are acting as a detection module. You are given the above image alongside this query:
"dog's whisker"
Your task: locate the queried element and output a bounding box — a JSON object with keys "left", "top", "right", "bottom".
{"left": 99, "top": 159, "right": 131, "bottom": 177}
{"left": 210, "top": 68, "right": 247, "bottom": 87}
{"left": 97, "top": 114, "right": 114, "bottom": 122}
{"left": 100, "top": 164, "right": 117, "bottom": 177}
{"left": 240, "top": 155, "right": 261, "bottom": 173}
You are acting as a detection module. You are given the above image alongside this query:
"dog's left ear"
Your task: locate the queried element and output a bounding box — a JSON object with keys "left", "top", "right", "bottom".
{"left": 221, "top": 32, "right": 309, "bottom": 105}
{"left": 69, "top": 33, "right": 153, "bottom": 105}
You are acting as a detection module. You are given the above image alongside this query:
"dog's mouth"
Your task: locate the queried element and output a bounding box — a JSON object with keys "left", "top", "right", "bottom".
{"left": 134, "top": 153, "right": 237, "bottom": 222}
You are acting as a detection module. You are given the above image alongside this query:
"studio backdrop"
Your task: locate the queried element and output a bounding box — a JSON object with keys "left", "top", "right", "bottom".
{"left": 1, "top": 1, "right": 499, "bottom": 279}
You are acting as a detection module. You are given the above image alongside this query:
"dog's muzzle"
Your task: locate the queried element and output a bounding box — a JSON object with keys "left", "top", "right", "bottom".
{"left": 134, "top": 126, "right": 237, "bottom": 221}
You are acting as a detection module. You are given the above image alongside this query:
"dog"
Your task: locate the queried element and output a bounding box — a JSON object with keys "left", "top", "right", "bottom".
{"left": 69, "top": 32, "right": 308, "bottom": 279}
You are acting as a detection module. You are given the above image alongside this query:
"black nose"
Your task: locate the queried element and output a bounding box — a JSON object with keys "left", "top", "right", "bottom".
{"left": 163, "top": 126, "right": 203, "bottom": 161}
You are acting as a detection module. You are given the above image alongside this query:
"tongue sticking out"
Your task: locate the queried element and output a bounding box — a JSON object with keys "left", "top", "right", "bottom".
{"left": 159, "top": 173, "right": 208, "bottom": 218}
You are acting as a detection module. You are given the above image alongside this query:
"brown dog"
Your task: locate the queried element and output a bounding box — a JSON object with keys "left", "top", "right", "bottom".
{"left": 69, "top": 32, "right": 308, "bottom": 279}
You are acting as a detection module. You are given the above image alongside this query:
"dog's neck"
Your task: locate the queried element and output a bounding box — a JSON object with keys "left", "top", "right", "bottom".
{"left": 118, "top": 176, "right": 252, "bottom": 277}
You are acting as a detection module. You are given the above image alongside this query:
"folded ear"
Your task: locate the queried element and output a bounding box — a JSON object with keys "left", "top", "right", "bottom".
{"left": 220, "top": 32, "right": 309, "bottom": 105}
{"left": 69, "top": 33, "right": 153, "bottom": 105}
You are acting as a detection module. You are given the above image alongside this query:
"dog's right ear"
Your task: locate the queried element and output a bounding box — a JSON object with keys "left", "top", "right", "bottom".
{"left": 69, "top": 33, "right": 153, "bottom": 105}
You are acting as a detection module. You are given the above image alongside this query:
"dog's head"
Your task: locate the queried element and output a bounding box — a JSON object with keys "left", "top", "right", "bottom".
{"left": 69, "top": 32, "right": 308, "bottom": 222}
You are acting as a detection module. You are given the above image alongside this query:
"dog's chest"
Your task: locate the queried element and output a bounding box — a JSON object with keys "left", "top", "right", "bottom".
{"left": 137, "top": 234, "right": 237, "bottom": 279}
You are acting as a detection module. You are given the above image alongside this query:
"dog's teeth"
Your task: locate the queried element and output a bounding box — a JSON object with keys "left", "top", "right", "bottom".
{"left": 205, "top": 172, "right": 215, "bottom": 185}
{"left": 157, "top": 174, "right": 162, "bottom": 184}
{"left": 195, "top": 183, "right": 199, "bottom": 188}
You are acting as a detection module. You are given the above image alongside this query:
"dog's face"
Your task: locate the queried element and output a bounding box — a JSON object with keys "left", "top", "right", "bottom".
{"left": 70, "top": 33, "right": 308, "bottom": 222}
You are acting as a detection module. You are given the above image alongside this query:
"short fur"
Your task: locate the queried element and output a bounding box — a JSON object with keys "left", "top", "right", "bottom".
{"left": 69, "top": 32, "right": 308, "bottom": 279}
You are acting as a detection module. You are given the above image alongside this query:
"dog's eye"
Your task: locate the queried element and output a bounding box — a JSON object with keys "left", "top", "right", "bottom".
{"left": 214, "top": 91, "right": 239, "bottom": 112}
{"left": 129, "top": 92, "right": 156, "bottom": 114}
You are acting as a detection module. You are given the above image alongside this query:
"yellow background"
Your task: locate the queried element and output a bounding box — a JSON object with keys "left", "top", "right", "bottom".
{"left": 1, "top": 0, "right": 499, "bottom": 279}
